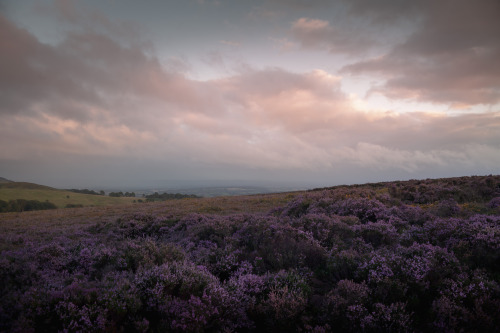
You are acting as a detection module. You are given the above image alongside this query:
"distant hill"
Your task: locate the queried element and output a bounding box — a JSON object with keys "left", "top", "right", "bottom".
{"left": 0, "top": 181, "right": 137, "bottom": 209}
{"left": 0, "top": 177, "right": 13, "bottom": 183}
{"left": 0, "top": 182, "right": 54, "bottom": 190}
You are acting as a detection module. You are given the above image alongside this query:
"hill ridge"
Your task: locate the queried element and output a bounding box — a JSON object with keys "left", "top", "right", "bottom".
{"left": 0, "top": 181, "right": 56, "bottom": 190}
{"left": 0, "top": 177, "right": 13, "bottom": 183}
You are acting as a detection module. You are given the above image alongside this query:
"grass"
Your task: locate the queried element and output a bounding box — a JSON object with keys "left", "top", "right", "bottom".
{"left": 0, "top": 182, "right": 136, "bottom": 208}
{"left": 0, "top": 191, "right": 303, "bottom": 239}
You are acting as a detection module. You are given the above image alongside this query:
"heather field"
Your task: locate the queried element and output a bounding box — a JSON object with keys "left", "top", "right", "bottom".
{"left": 1, "top": 176, "right": 500, "bottom": 332}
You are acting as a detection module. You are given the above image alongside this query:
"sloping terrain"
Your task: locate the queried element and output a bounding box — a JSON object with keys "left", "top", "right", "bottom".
{"left": 0, "top": 175, "right": 499, "bottom": 332}
{"left": 0, "top": 177, "right": 13, "bottom": 183}
{"left": 0, "top": 182, "right": 136, "bottom": 208}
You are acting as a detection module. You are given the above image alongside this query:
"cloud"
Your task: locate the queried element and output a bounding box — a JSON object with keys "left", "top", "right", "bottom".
{"left": 343, "top": 0, "right": 423, "bottom": 24}
{"left": 269, "top": 37, "right": 297, "bottom": 52}
{"left": 290, "top": 17, "right": 374, "bottom": 55}
{"left": 214, "top": 68, "right": 351, "bottom": 134}
{"left": 263, "top": 0, "right": 332, "bottom": 10}
{"left": 0, "top": 13, "right": 207, "bottom": 122}
{"left": 341, "top": 0, "right": 500, "bottom": 107}
{"left": 196, "top": 0, "right": 221, "bottom": 6}
{"left": 220, "top": 40, "right": 240, "bottom": 47}
{"left": 341, "top": 143, "right": 469, "bottom": 172}
{"left": 1, "top": 12, "right": 499, "bottom": 185}
{"left": 39, "top": 0, "right": 145, "bottom": 43}
{"left": 249, "top": 0, "right": 333, "bottom": 22}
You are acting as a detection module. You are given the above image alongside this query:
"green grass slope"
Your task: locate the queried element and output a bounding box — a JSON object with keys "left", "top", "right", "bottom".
{"left": 0, "top": 182, "right": 136, "bottom": 208}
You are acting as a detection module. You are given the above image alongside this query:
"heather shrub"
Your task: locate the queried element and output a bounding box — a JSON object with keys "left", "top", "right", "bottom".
{"left": 36, "top": 242, "right": 68, "bottom": 269}
{"left": 134, "top": 261, "right": 222, "bottom": 330}
{"left": 56, "top": 300, "right": 107, "bottom": 332}
{"left": 17, "top": 279, "right": 105, "bottom": 332}
{"left": 326, "top": 197, "right": 388, "bottom": 223}
{"left": 333, "top": 279, "right": 370, "bottom": 305}
{"left": 392, "top": 204, "right": 430, "bottom": 226}
{"left": 251, "top": 269, "right": 311, "bottom": 330}
{"left": 325, "top": 280, "right": 411, "bottom": 333}
{"left": 355, "top": 220, "right": 399, "bottom": 248}
{"left": 488, "top": 196, "right": 500, "bottom": 209}
{"left": 432, "top": 271, "right": 500, "bottom": 332}
{"left": 264, "top": 285, "right": 307, "bottom": 323}
{"left": 433, "top": 198, "right": 461, "bottom": 217}
{"left": 281, "top": 196, "right": 311, "bottom": 217}
{"left": 107, "top": 213, "right": 178, "bottom": 240}
{"left": 326, "top": 248, "right": 365, "bottom": 282}
{"left": 98, "top": 273, "right": 143, "bottom": 331}
{"left": 234, "top": 216, "right": 327, "bottom": 272}
{"left": 290, "top": 213, "right": 335, "bottom": 246}
{"left": 360, "top": 302, "right": 412, "bottom": 332}
{"left": 135, "top": 261, "right": 217, "bottom": 302}
{"left": 182, "top": 213, "right": 236, "bottom": 243}
{"left": 122, "top": 240, "right": 185, "bottom": 272}
{"left": 1, "top": 175, "right": 500, "bottom": 331}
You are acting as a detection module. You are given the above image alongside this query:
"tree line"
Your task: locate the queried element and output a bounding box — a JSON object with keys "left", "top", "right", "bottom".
{"left": 67, "top": 189, "right": 105, "bottom": 195}
{"left": 144, "top": 192, "right": 200, "bottom": 202}
{"left": 109, "top": 191, "right": 136, "bottom": 197}
{"left": 68, "top": 189, "right": 136, "bottom": 197}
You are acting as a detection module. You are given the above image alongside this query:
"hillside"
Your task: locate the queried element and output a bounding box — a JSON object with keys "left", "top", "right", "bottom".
{"left": 0, "top": 175, "right": 499, "bottom": 332}
{"left": 0, "top": 177, "right": 13, "bottom": 183}
{"left": 0, "top": 182, "right": 136, "bottom": 208}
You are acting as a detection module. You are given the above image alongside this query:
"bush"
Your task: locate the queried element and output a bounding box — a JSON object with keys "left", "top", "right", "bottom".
{"left": 1, "top": 175, "right": 500, "bottom": 331}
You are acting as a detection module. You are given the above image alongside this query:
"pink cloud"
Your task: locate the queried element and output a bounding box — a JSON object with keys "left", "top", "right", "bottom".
{"left": 1, "top": 12, "right": 499, "bottom": 177}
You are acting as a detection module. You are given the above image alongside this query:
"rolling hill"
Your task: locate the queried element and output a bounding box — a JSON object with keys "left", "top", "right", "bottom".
{"left": 0, "top": 181, "right": 137, "bottom": 208}
{"left": 0, "top": 177, "right": 13, "bottom": 183}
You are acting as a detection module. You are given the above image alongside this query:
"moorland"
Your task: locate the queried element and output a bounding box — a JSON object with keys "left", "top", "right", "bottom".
{"left": 0, "top": 182, "right": 137, "bottom": 211}
{"left": 0, "top": 175, "right": 499, "bottom": 332}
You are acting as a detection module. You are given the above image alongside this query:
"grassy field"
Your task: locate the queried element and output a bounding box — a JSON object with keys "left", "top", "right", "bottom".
{"left": 0, "top": 182, "right": 136, "bottom": 208}
{"left": 0, "top": 190, "right": 302, "bottom": 237}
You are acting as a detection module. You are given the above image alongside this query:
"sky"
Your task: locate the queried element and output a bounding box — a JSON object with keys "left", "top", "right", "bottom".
{"left": 1, "top": 0, "right": 500, "bottom": 189}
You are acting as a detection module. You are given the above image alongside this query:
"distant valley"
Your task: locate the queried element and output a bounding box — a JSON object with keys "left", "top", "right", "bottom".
{"left": 0, "top": 178, "right": 304, "bottom": 212}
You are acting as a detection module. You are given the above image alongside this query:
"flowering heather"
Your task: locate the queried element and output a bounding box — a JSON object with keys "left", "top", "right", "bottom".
{"left": 1, "top": 175, "right": 500, "bottom": 332}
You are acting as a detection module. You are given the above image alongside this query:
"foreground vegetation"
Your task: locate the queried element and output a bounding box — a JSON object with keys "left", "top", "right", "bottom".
{"left": 0, "top": 175, "right": 499, "bottom": 332}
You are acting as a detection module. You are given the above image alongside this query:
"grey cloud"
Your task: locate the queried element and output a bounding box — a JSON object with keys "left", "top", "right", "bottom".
{"left": 0, "top": 14, "right": 102, "bottom": 121}
{"left": 343, "top": 0, "right": 425, "bottom": 24}
{"left": 342, "top": 0, "right": 500, "bottom": 106}
{"left": 290, "top": 17, "right": 376, "bottom": 55}
{"left": 1, "top": 11, "right": 499, "bottom": 186}
{"left": 37, "top": 0, "right": 145, "bottom": 45}
{"left": 0, "top": 13, "right": 206, "bottom": 126}
{"left": 262, "top": 0, "right": 332, "bottom": 10}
